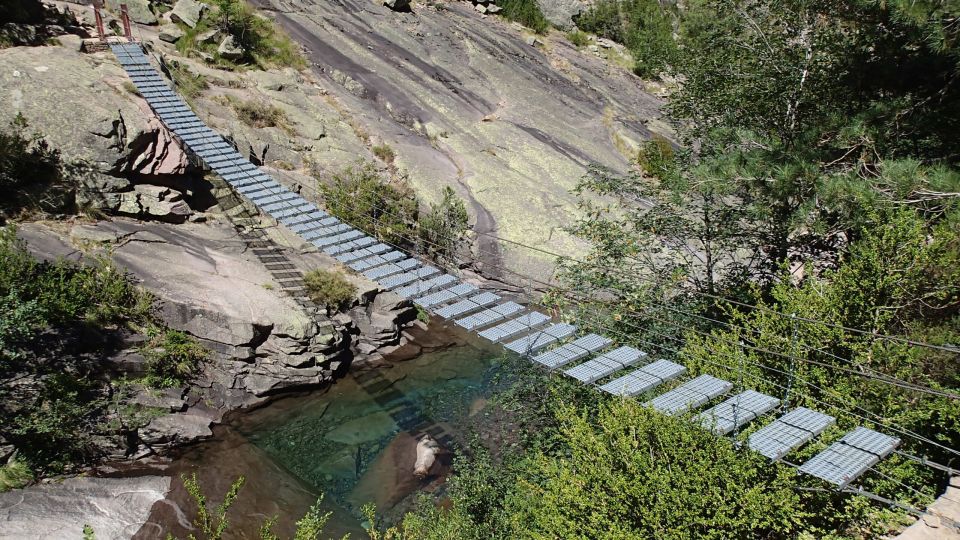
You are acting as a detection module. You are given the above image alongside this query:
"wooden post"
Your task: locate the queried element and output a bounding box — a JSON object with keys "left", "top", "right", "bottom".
{"left": 120, "top": 4, "right": 133, "bottom": 41}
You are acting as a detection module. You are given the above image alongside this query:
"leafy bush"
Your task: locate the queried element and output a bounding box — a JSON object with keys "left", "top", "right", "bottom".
{"left": 635, "top": 134, "right": 677, "bottom": 180}
{"left": 319, "top": 162, "right": 470, "bottom": 262}
{"left": 576, "top": 0, "right": 677, "bottom": 77}
{"left": 304, "top": 269, "right": 357, "bottom": 311}
{"left": 0, "top": 114, "right": 70, "bottom": 219}
{"left": 7, "top": 374, "right": 104, "bottom": 473}
{"left": 0, "top": 456, "right": 32, "bottom": 492}
{"left": 141, "top": 327, "right": 207, "bottom": 388}
{"left": 418, "top": 186, "right": 469, "bottom": 262}
{"left": 320, "top": 160, "right": 418, "bottom": 248}
{"left": 496, "top": 0, "right": 550, "bottom": 34}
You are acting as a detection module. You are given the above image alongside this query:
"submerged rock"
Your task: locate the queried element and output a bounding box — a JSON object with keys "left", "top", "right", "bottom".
{"left": 413, "top": 434, "right": 442, "bottom": 478}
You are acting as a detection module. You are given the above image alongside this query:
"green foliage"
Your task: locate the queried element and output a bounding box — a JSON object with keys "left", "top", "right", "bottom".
{"left": 418, "top": 186, "right": 469, "bottom": 263}
{"left": 635, "top": 134, "right": 677, "bottom": 180}
{"left": 495, "top": 0, "right": 550, "bottom": 34}
{"left": 7, "top": 374, "right": 105, "bottom": 472}
{"left": 576, "top": 0, "right": 677, "bottom": 77}
{"left": 82, "top": 524, "right": 96, "bottom": 540}
{"left": 320, "top": 160, "right": 419, "bottom": 248}
{"left": 141, "top": 327, "right": 207, "bottom": 388}
{"left": 566, "top": 29, "right": 589, "bottom": 47}
{"left": 183, "top": 472, "right": 245, "bottom": 540}
{"left": 319, "top": 162, "right": 470, "bottom": 262}
{"left": 0, "top": 456, "right": 33, "bottom": 492}
{"left": 176, "top": 0, "right": 305, "bottom": 70}
{"left": 507, "top": 400, "right": 801, "bottom": 539}
{"left": 371, "top": 143, "right": 396, "bottom": 164}
{"left": 0, "top": 114, "right": 70, "bottom": 219}
{"left": 292, "top": 499, "right": 334, "bottom": 540}
{"left": 303, "top": 268, "right": 357, "bottom": 311}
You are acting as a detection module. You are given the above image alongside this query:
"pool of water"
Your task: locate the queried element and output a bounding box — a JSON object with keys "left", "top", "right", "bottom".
{"left": 151, "top": 325, "right": 503, "bottom": 537}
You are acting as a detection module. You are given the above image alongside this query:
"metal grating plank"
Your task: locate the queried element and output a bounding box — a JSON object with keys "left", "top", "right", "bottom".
{"left": 563, "top": 345, "right": 645, "bottom": 384}
{"left": 272, "top": 203, "right": 316, "bottom": 220}
{"left": 346, "top": 250, "right": 405, "bottom": 270}
{"left": 434, "top": 292, "right": 501, "bottom": 319}
{"left": 394, "top": 274, "right": 459, "bottom": 299}
{"left": 378, "top": 266, "right": 440, "bottom": 290}
{"left": 532, "top": 333, "right": 613, "bottom": 369}
{"left": 311, "top": 229, "right": 364, "bottom": 248}
{"left": 455, "top": 301, "right": 524, "bottom": 331}
{"left": 600, "top": 359, "right": 686, "bottom": 397}
{"left": 697, "top": 390, "right": 780, "bottom": 435}
{"left": 748, "top": 407, "right": 836, "bottom": 461}
{"left": 303, "top": 223, "right": 353, "bottom": 241}
{"left": 322, "top": 235, "right": 377, "bottom": 256}
{"left": 504, "top": 323, "right": 577, "bottom": 355}
{"left": 798, "top": 427, "right": 900, "bottom": 488}
{"left": 646, "top": 375, "right": 733, "bottom": 416}
{"left": 414, "top": 283, "right": 479, "bottom": 309}
{"left": 283, "top": 211, "right": 332, "bottom": 227}
{"left": 477, "top": 311, "right": 552, "bottom": 343}
{"left": 363, "top": 259, "right": 418, "bottom": 281}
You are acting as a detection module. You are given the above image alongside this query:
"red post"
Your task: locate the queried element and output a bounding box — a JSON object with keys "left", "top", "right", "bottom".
{"left": 120, "top": 4, "right": 133, "bottom": 41}
{"left": 93, "top": 5, "right": 106, "bottom": 42}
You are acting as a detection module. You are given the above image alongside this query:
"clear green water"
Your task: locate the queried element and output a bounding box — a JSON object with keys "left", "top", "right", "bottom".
{"left": 167, "top": 331, "right": 503, "bottom": 536}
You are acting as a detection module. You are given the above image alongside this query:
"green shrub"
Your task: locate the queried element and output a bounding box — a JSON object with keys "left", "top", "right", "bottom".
{"left": 176, "top": 0, "right": 305, "bottom": 70}
{"left": 496, "top": 0, "right": 550, "bottom": 34}
{"left": 7, "top": 374, "right": 104, "bottom": 473}
{"left": 320, "top": 160, "right": 418, "bottom": 248}
{"left": 418, "top": 186, "right": 469, "bottom": 262}
{"left": 576, "top": 0, "right": 677, "bottom": 77}
{"left": 141, "top": 327, "right": 207, "bottom": 388}
{"left": 636, "top": 134, "right": 677, "bottom": 180}
{"left": 371, "top": 143, "right": 396, "bottom": 164}
{"left": 303, "top": 269, "right": 357, "bottom": 311}
{"left": 566, "top": 29, "right": 589, "bottom": 47}
{"left": 0, "top": 456, "right": 33, "bottom": 492}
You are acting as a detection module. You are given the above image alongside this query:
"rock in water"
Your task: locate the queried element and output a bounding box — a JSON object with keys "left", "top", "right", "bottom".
{"left": 170, "top": 0, "right": 207, "bottom": 28}
{"left": 217, "top": 35, "right": 244, "bottom": 61}
{"left": 413, "top": 434, "right": 442, "bottom": 478}
{"left": 383, "top": 0, "right": 411, "bottom": 12}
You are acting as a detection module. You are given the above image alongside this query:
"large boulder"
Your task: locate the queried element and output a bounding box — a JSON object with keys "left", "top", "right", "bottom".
{"left": 106, "top": 0, "right": 157, "bottom": 25}
{"left": 0, "top": 45, "right": 191, "bottom": 182}
{"left": 534, "top": 0, "right": 584, "bottom": 29}
{"left": 217, "top": 35, "right": 243, "bottom": 60}
{"left": 169, "top": 0, "right": 206, "bottom": 28}
{"left": 0, "top": 476, "right": 170, "bottom": 540}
